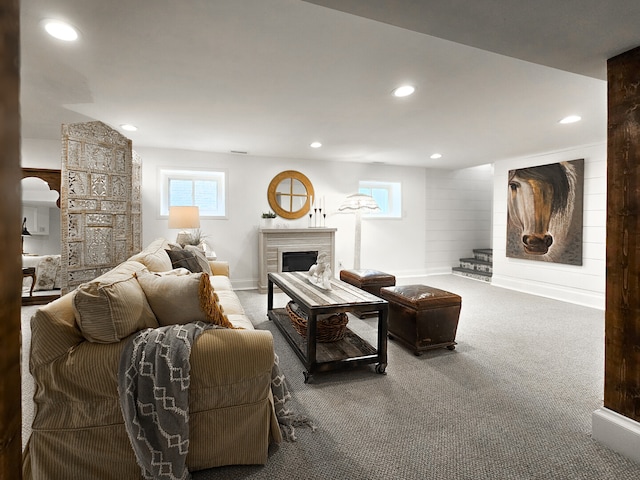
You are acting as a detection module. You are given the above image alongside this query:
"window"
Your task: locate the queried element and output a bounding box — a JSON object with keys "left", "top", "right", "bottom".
{"left": 160, "top": 168, "right": 227, "bottom": 218}
{"left": 358, "top": 180, "right": 401, "bottom": 218}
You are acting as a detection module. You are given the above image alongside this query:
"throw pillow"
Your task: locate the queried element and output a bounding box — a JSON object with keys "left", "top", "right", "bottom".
{"left": 129, "top": 238, "right": 173, "bottom": 272}
{"left": 165, "top": 249, "right": 203, "bottom": 273}
{"left": 136, "top": 271, "right": 234, "bottom": 328}
{"left": 184, "top": 245, "right": 213, "bottom": 275}
{"left": 73, "top": 274, "right": 159, "bottom": 343}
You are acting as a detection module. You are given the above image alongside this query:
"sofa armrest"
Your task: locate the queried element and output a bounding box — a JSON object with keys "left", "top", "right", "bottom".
{"left": 30, "top": 292, "right": 85, "bottom": 369}
{"left": 189, "top": 329, "right": 275, "bottom": 410}
{"left": 209, "top": 260, "right": 229, "bottom": 277}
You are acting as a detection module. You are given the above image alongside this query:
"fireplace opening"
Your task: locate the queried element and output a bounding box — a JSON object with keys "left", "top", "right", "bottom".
{"left": 282, "top": 251, "right": 318, "bottom": 272}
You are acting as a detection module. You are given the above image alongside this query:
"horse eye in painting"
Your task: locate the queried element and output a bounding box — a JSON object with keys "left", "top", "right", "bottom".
{"left": 509, "top": 181, "right": 520, "bottom": 192}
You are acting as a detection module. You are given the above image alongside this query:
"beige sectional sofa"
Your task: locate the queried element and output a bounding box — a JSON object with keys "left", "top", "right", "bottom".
{"left": 23, "top": 238, "right": 282, "bottom": 479}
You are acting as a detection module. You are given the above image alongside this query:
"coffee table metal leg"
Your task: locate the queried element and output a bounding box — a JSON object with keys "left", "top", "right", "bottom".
{"left": 376, "top": 305, "right": 388, "bottom": 374}
{"left": 305, "top": 313, "right": 317, "bottom": 383}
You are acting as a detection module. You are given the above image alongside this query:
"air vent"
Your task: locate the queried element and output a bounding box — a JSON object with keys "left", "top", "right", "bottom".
{"left": 230, "top": 150, "right": 248, "bottom": 155}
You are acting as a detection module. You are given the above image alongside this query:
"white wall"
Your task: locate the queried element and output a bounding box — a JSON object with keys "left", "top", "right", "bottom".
{"left": 491, "top": 143, "right": 607, "bottom": 309}
{"left": 425, "top": 164, "right": 494, "bottom": 274}
{"left": 32, "top": 137, "right": 601, "bottom": 303}
{"left": 21, "top": 206, "right": 61, "bottom": 255}
{"left": 135, "top": 146, "right": 430, "bottom": 289}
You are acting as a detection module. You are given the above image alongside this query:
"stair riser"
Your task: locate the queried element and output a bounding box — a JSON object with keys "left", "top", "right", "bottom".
{"left": 474, "top": 252, "right": 492, "bottom": 263}
{"left": 460, "top": 260, "right": 492, "bottom": 274}
{"left": 452, "top": 270, "right": 492, "bottom": 282}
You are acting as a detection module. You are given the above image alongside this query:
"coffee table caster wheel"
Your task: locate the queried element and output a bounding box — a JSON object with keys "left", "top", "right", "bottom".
{"left": 375, "top": 363, "right": 387, "bottom": 375}
{"left": 303, "top": 371, "right": 311, "bottom": 383}
{"left": 446, "top": 345, "right": 456, "bottom": 351}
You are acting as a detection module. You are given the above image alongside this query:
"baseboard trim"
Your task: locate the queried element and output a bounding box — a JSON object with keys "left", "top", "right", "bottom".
{"left": 491, "top": 274, "right": 604, "bottom": 310}
{"left": 592, "top": 407, "right": 640, "bottom": 464}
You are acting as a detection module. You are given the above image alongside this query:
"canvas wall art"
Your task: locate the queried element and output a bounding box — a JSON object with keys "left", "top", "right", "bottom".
{"left": 506, "top": 159, "right": 584, "bottom": 265}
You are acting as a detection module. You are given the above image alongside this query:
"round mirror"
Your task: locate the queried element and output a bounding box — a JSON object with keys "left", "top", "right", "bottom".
{"left": 267, "top": 170, "right": 315, "bottom": 220}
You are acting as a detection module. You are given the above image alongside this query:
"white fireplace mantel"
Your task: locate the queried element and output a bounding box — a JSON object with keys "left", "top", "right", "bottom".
{"left": 258, "top": 227, "right": 336, "bottom": 293}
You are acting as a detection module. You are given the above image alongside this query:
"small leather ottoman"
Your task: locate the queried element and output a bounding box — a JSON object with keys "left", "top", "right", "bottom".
{"left": 380, "top": 285, "right": 461, "bottom": 356}
{"left": 339, "top": 269, "right": 396, "bottom": 318}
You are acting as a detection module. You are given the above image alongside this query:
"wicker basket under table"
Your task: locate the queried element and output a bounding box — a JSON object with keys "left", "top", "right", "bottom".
{"left": 285, "top": 301, "right": 348, "bottom": 342}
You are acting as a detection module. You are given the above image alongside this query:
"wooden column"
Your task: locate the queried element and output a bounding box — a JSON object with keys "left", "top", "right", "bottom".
{"left": 605, "top": 46, "right": 640, "bottom": 422}
{"left": 0, "top": 0, "right": 23, "bottom": 478}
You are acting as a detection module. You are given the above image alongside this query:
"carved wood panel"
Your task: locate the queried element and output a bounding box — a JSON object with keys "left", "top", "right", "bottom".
{"left": 60, "top": 121, "right": 139, "bottom": 293}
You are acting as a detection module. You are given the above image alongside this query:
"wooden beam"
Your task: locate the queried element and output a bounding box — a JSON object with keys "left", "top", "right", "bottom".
{"left": 0, "top": 0, "right": 23, "bottom": 478}
{"left": 605, "top": 45, "right": 640, "bottom": 422}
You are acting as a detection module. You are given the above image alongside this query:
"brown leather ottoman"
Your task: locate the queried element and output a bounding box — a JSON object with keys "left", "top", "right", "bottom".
{"left": 339, "top": 269, "right": 396, "bottom": 318}
{"left": 380, "top": 285, "right": 461, "bottom": 356}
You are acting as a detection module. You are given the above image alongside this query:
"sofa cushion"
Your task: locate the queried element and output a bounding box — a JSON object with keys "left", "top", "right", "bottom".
{"left": 209, "top": 274, "right": 233, "bottom": 291}
{"left": 165, "top": 248, "right": 203, "bottom": 273}
{"left": 129, "top": 237, "right": 172, "bottom": 272}
{"left": 136, "top": 271, "right": 234, "bottom": 329}
{"left": 184, "top": 245, "right": 213, "bottom": 275}
{"left": 215, "top": 290, "right": 245, "bottom": 316}
{"left": 73, "top": 266, "right": 159, "bottom": 344}
{"left": 225, "top": 314, "right": 255, "bottom": 330}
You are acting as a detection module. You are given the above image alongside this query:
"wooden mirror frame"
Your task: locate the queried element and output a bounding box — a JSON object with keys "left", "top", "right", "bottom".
{"left": 267, "top": 170, "right": 315, "bottom": 220}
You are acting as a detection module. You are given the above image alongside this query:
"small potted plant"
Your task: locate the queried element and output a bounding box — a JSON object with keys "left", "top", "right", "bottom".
{"left": 184, "top": 229, "right": 209, "bottom": 252}
{"left": 261, "top": 211, "right": 276, "bottom": 228}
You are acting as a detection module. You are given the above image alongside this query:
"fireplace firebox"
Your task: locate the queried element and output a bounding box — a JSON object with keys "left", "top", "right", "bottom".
{"left": 282, "top": 251, "right": 318, "bottom": 272}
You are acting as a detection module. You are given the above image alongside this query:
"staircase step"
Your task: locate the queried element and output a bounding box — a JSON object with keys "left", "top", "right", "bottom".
{"left": 459, "top": 257, "right": 492, "bottom": 274}
{"left": 473, "top": 248, "right": 493, "bottom": 263}
{"left": 452, "top": 267, "right": 492, "bottom": 282}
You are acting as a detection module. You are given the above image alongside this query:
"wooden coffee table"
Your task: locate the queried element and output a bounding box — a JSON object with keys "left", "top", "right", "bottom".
{"left": 267, "top": 271, "right": 388, "bottom": 382}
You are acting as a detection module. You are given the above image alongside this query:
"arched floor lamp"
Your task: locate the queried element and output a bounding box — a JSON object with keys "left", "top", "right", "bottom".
{"left": 338, "top": 193, "right": 380, "bottom": 270}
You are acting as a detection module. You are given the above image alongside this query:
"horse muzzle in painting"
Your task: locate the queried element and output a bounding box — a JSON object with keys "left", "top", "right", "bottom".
{"left": 522, "top": 233, "right": 553, "bottom": 254}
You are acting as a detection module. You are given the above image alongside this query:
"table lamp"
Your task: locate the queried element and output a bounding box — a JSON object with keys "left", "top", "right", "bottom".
{"left": 168, "top": 206, "right": 200, "bottom": 246}
{"left": 21, "top": 217, "right": 31, "bottom": 254}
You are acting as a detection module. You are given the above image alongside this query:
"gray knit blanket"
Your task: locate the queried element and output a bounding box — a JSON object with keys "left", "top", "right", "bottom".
{"left": 119, "top": 322, "right": 314, "bottom": 480}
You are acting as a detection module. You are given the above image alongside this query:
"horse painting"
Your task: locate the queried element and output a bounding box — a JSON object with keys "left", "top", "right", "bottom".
{"left": 506, "top": 159, "right": 584, "bottom": 265}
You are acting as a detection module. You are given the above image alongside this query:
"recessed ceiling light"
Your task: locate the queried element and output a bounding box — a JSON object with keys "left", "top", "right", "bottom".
{"left": 392, "top": 85, "right": 415, "bottom": 97}
{"left": 559, "top": 115, "right": 581, "bottom": 124}
{"left": 43, "top": 20, "right": 78, "bottom": 41}
{"left": 310, "top": 142, "right": 322, "bottom": 148}
{"left": 430, "top": 153, "right": 442, "bottom": 159}
{"left": 120, "top": 124, "right": 137, "bottom": 132}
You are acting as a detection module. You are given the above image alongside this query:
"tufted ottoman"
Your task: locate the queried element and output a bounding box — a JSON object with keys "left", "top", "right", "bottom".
{"left": 379, "top": 285, "right": 461, "bottom": 356}
{"left": 339, "top": 269, "right": 396, "bottom": 318}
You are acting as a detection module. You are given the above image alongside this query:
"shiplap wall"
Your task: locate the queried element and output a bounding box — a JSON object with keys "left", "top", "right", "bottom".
{"left": 424, "top": 164, "right": 494, "bottom": 275}
{"left": 491, "top": 143, "right": 607, "bottom": 309}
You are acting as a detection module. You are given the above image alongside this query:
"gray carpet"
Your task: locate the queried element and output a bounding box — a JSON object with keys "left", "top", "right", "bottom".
{"left": 21, "top": 275, "right": 640, "bottom": 479}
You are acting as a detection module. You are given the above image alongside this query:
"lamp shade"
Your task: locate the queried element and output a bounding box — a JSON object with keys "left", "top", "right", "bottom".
{"left": 168, "top": 206, "right": 200, "bottom": 229}
{"left": 338, "top": 193, "right": 380, "bottom": 212}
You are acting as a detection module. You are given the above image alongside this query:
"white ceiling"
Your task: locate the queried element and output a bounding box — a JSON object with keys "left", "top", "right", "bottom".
{"left": 20, "top": 0, "right": 640, "bottom": 169}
